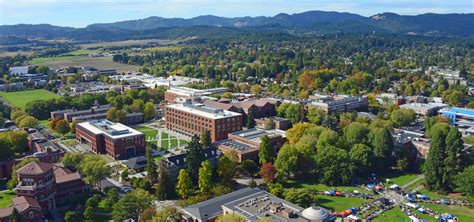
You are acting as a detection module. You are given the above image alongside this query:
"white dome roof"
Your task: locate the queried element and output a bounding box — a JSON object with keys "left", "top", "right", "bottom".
{"left": 302, "top": 206, "right": 330, "bottom": 220}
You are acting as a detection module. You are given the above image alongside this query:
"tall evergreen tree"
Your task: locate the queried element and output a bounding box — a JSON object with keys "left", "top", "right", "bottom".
{"left": 146, "top": 144, "right": 157, "bottom": 183}
{"left": 258, "top": 135, "right": 274, "bottom": 164}
{"left": 444, "top": 126, "right": 464, "bottom": 190}
{"left": 423, "top": 123, "right": 449, "bottom": 191}
{"left": 185, "top": 135, "right": 205, "bottom": 184}
{"left": 200, "top": 129, "right": 212, "bottom": 147}
{"left": 155, "top": 161, "right": 172, "bottom": 200}
{"left": 246, "top": 110, "right": 256, "bottom": 128}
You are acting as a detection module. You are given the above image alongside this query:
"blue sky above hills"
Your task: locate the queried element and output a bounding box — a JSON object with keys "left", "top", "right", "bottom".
{"left": 0, "top": 0, "right": 472, "bottom": 27}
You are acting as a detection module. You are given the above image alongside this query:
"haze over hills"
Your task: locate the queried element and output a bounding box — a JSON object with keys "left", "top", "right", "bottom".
{"left": 1, "top": 10, "right": 473, "bottom": 41}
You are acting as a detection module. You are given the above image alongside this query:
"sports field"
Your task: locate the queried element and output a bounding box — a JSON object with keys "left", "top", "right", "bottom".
{"left": 0, "top": 89, "right": 60, "bottom": 110}
{"left": 30, "top": 56, "right": 139, "bottom": 73}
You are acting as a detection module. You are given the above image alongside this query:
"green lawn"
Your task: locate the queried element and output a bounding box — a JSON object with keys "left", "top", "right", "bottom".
{"left": 30, "top": 55, "right": 85, "bottom": 65}
{"left": 0, "top": 190, "right": 16, "bottom": 208}
{"left": 372, "top": 207, "right": 411, "bottom": 222}
{"left": 61, "top": 139, "right": 76, "bottom": 147}
{"left": 39, "top": 119, "right": 50, "bottom": 128}
{"left": 389, "top": 174, "right": 419, "bottom": 187}
{"left": 285, "top": 180, "right": 368, "bottom": 194}
{"left": 317, "top": 195, "right": 366, "bottom": 211}
{"left": 418, "top": 203, "right": 474, "bottom": 221}
{"left": 134, "top": 126, "right": 158, "bottom": 146}
{"left": 159, "top": 132, "right": 187, "bottom": 149}
{"left": 0, "top": 89, "right": 60, "bottom": 110}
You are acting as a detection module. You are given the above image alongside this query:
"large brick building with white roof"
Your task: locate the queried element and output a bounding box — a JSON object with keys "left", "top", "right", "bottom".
{"left": 75, "top": 119, "right": 145, "bottom": 159}
{"left": 165, "top": 101, "right": 243, "bottom": 142}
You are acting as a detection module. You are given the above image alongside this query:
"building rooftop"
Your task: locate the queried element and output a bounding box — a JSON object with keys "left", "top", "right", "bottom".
{"left": 182, "top": 187, "right": 262, "bottom": 221}
{"left": 222, "top": 190, "right": 308, "bottom": 222}
{"left": 12, "top": 196, "right": 41, "bottom": 213}
{"left": 17, "top": 162, "right": 54, "bottom": 175}
{"left": 167, "top": 102, "right": 242, "bottom": 120}
{"left": 440, "top": 107, "right": 474, "bottom": 117}
{"left": 229, "top": 128, "right": 285, "bottom": 143}
{"left": 400, "top": 102, "right": 448, "bottom": 111}
{"left": 77, "top": 119, "right": 143, "bottom": 139}
{"left": 216, "top": 139, "right": 256, "bottom": 153}
{"left": 9, "top": 66, "right": 29, "bottom": 75}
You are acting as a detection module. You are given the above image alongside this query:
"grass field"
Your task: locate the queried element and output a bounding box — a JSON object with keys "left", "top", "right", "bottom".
{"left": 372, "top": 207, "right": 411, "bottom": 222}
{"left": 160, "top": 132, "right": 188, "bottom": 149}
{"left": 0, "top": 190, "right": 15, "bottom": 207}
{"left": 318, "top": 195, "right": 366, "bottom": 211}
{"left": 135, "top": 126, "right": 158, "bottom": 146}
{"left": 0, "top": 89, "right": 60, "bottom": 110}
{"left": 285, "top": 180, "right": 369, "bottom": 194}
{"left": 418, "top": 203, "right": 474, "bottom": 221}
{"left": 29, "top": 56, "right": 139, "bottom": 73}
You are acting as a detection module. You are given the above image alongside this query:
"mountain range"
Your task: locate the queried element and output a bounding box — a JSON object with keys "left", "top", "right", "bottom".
{"left": 1, "top": 11, "right": 473, "bottom": 42}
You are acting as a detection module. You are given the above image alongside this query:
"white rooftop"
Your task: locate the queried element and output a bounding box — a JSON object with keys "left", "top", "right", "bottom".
{"left": 167, "top": 103, "right": 241, "bottom": 120}
{"left": 77, "top": 119, "right": 143, "bottom": 139}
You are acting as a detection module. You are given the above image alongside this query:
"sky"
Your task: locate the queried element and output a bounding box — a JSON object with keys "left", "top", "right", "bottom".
{"left": 0, "top": 0, "right": 472, "bottom": 27}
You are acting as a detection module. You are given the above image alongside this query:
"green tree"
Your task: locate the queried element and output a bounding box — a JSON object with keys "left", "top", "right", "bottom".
{"left": 423, "top": 123, "right": 450, "bottom": 192}
{"left": 9, "top": 208, "right": 22, "bottom": 222}
{"left": 64, "top": 211, "right": 78, "bottom": 222}
{"left": 176, "top": 169, "right": 192, "bottom": 199}
{"left": 112, "top": 189, "right": 153, "bottom": 221}
{"left": 390, "top": 109, "right": 416, "bottom": 127}
{"left": 185, "top": 135, "right": 205, "bottom": 184}
{"left": 283, "top": 188, "right": 317, "bottom": 208}
{"left": 198, "top": 160, "right": 212, "bottom": 193}
{"left": 369, "top": 127, "right": 394, "bottom": 171}
{"left": 349, "top": 143, "right": 373, "bottom": 176}
{"left": 453, "top": 165, "right": 474, "bottom": 197}
{"left": 444, "top": 127, "right": 465, "bottom": 190}
{"left": 18, "top": 116, "right": 38, "bottom": 128}
{"left": 55, "top": 119, "right": 71, "bottom": 135}
{"left": 306, "top": 107, "right": 326, "bottom": 125}
{"left": 274, "top": 144, "right": 301, "bottom": 179}
{"left": 246, "top": 110, "right": 256, "bottom": 128}
{"left": 285, "top": 103, "right": 304, "bottom": 124}
{"left": 217, "top": 155, "right": 236, "bottom": 186}
{"left": 143, "top": 102, "right": 156, "bottom": 120}
{"left": 153, "top": 207, "right": 182, "bottom": 221}
{"left": 258, "top": 135, "right": 274, "bottom": 164}
{"left": 0, "top": 130, "right": 28, "bottom": 153}
{"left": 103, "top": 188, "right": 119, "bottom": 212}
{"left": 344, "top": 122, "right": 369, "bottom": 145}
{"left": 200, "top": 129, "right": 212, "bottom": 147}
{"left": 155, "top": 161, "right": 173, "bottom": 200}
{"left": 146, "top": 145, "right": 157, "bottom": 183}
{"left": 131, "top": 99, "right": 144, "bottom": 113}
{"left": 315, "top": 146, "right": 353, "bottom": 185}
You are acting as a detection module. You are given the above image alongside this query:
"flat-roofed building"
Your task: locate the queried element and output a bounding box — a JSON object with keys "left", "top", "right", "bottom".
{"left": 165, "top": 101, "right": 243, "bottom": 143}
{"left": 181, "top": 187, "right": 336, "bottom": 222}
{"left": 440, "top": 107, "right": 474, "bottom": 128}
{"left": 307, "top": 94, "right": 368, "bottom": 114}
{"left": 216, "top": 128, "right": 286, "bottom": 162}
{"left": 76, "top": 120, "right": 145, "bottom": 159}
{"left": 164, "top": 86, "right": 228, "bottom": 103}
{"left": 400, "top": 103, "right": 449, "bottom": 116}
{"left": 8, "top": 66, "right": 29, "bottom": 76}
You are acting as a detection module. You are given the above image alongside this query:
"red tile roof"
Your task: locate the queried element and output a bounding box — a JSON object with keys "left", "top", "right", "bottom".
{"left": 16, "top": 162, "right": 54, "bottom": 176}
{"left": 12, "top": 196, "right": 41, "bottom": 213}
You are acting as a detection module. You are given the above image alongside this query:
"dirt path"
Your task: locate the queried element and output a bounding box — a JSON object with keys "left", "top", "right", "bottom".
{"left": 402, "top": 174, "right": 424, "bottom": 189}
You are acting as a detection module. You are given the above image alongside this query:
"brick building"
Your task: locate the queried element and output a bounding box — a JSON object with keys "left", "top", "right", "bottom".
{"left": 215, "top": 128, "right": 286, "bottom": 162}
{"left": 51, "top": 105, "right": 144, "bottom": 125}
{"left": 165, "top": 101, "right": 243, "bottom": 143}
{"left": 0, "top": 161, "right": 86, "bottom": 221}
{"left": 76, "top": 119, "right": 145, "bottom": 160}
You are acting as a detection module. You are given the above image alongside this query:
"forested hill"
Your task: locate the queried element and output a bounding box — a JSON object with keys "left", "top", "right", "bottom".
{"left": 1, "top": 11, "right": 473, "bottom": 41}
